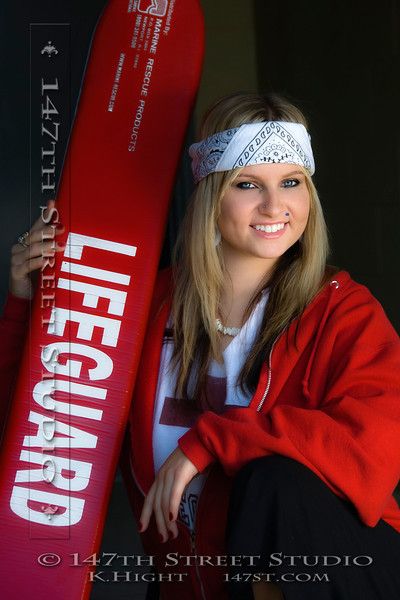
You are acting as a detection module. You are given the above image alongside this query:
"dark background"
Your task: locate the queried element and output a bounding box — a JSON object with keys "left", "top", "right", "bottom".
{"left": 1, "top": 1, "right": 399, "bottom": 598}
{"left": 255, "top": 0, "right": 400, "bottom": 329}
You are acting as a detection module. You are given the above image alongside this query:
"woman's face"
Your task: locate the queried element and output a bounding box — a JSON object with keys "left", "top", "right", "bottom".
{"left": 217, "top": 163, "right": 310, "bottom": 267}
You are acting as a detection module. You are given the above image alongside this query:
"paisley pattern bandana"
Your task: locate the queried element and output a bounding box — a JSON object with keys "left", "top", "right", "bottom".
{"left": 189, "top": 121, "right": 315, "bottom": 183}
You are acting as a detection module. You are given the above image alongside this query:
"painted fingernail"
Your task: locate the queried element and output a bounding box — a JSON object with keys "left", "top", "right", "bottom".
{"left": 138, "top": 521, "right": 144, "bottom": 532}
{"left": 159, "top": 534, "right": 166, "bottom": 543}
{"left": 169, "top": 530, "right": 177, "bottom": 540}
{"left": 169, "top": 512, "right": 174, "bottom": 521}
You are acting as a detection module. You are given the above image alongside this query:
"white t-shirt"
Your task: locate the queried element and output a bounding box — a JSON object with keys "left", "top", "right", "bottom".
{"left": 152, "top": 290, "right": 269, "bottom": 531}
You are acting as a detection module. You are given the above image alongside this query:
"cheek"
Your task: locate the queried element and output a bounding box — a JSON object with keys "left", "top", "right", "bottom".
{"left": 218, "top": 197, "right": 244, "bottom": 228}
{"left": 291, "top": 194, "right": 310, "bottom": 226}
{"left": 301, "top": 202, "right": 311, "bottom": 225}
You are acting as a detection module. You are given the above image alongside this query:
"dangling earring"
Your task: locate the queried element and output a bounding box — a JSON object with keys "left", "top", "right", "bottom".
{"left": 214, "top": 228, "right": 221, "bottom": 246}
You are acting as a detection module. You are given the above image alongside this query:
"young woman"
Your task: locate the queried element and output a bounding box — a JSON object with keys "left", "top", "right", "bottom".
{"left": 2, "top": 92, "right": 400, "bottom": 600}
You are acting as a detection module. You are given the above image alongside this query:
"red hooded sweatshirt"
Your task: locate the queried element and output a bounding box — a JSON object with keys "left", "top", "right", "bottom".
{"left": 1, "top": 269, "right": 400, "bottom": 600}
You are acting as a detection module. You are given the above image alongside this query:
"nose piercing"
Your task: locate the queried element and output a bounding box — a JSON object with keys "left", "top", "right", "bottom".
{"left": 262, "top": 206, "right": 289, "bottom": 215}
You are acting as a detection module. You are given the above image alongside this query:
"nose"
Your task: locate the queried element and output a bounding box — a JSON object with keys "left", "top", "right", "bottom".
{"left": 258, "top": 188, "right": 286, "bottom": 216}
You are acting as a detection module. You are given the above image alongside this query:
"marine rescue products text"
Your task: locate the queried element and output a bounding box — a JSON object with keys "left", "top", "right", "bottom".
{"left": 129, "top": 58, "right": 155, "bottom": 152}
{"left": 9, "top": 232, "right": 137, "bottom": 526}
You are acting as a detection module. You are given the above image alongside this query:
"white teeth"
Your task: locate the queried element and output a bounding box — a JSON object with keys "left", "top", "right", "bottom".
{"left": 254, "top": 223, "right": 285, "bottom": 233}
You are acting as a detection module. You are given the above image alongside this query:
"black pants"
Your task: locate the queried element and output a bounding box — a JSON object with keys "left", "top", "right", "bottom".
{"left": 225, "top": 455, "right": 400, "bottom": 599}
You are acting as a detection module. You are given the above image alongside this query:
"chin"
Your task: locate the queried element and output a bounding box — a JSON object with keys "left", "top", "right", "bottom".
{"left": 252, "top": 245, "right": 294, "bottom": 260}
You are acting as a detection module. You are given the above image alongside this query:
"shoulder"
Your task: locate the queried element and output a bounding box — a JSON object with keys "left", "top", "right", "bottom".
{"left": 327, "top": 269, "right": 388, "bottom": 315}
{"left": 318, "top": 269, "right": 398, "bottom": 346}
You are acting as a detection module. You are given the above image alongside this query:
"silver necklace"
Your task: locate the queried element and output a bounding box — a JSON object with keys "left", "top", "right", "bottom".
{"left": 216, "top": 318, "right": 241, "bottom": 337}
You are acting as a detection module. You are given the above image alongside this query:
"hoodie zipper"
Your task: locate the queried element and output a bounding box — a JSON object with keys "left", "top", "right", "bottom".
{"left": 189, "top": 528, "right": 207, "bottom": 600}
{"left": 256, "top": 278, "right": 340, "bottom": 413}
{"left": 256, "top": 334, "right": 281, "bottom": 412}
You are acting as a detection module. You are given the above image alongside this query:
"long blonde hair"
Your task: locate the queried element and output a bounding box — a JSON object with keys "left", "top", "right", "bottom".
{"left": 170, "top": 92, "right": 335, "bottom": 403}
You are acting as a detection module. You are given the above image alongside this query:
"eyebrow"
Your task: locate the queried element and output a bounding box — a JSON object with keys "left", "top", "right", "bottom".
{"left": 282, "top": 170, "right": 305, "bottom": 177}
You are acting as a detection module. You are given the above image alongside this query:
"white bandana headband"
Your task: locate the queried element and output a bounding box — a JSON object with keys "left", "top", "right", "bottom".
{"left": 189, "top": 121, "right": 315, "bottom": 183}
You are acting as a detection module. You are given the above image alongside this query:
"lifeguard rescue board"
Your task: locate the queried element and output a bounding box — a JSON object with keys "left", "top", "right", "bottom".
{"left": 0, "top": 1, "right": 204, "bottom": 598}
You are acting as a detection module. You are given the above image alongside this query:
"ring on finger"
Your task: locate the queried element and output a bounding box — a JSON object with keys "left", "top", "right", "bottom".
{"left": 17, "top": 231, "right": 30, "bottom": 247}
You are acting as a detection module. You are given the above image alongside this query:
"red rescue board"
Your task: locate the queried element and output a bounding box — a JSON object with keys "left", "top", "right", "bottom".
{"left": 0, "top": 1, "right": 204, "bottom": 598}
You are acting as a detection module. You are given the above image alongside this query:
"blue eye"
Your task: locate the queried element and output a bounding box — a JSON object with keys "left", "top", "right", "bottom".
{"left": 236, "top": 181, "right": 257, "bottom": 190}
{"left": 282, "top": 178, "right": 300, "bottom": 188}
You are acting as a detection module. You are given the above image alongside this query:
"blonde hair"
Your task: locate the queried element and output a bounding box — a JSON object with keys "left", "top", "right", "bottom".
{"left": 170, "top": 92, "right": 336, "bottom": 402}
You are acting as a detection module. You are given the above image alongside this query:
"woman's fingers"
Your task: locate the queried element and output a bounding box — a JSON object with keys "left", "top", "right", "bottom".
{"left": 13, "top": 255, "right": 50, "bottom": 278}
{"left": 18, "top": 198, "right": 62, "bottom": 248}
{"left": 11, "top": 241, "right": 63, "bottom": 272}
{"left": 12, "top": 239, "right": 59, "bottom": 262}
{"left": 10, "top": 228, "right": 57, "bottom": 258}
{"left": 168, "top": 468, "right": 196, "bottom": 527}
{"left": 30, "top": 224, "right": 64, "bottom": 245}
{"left": 169, "top": 453, "right": 198, "bottom": 523}
{"left": 28, "top": 199, "right": 58, "bottom": 235}
{"left": 139, "top": 472, "right": 179, "bottom": 542}
{"left": 142, "top": 476, "right": 179, "bottom": 542}
{"left": 9, "top": 197, "right": 65, "bottom": 300}
{"left": 154, "top": 474, "right": 170, "bottom": 542}
{"left": 161, "top": 471, "right": 179, "bottom": 539}
{"left": 138, "top": 449, "right": 199, "bottom": 542}
{"left": 18, "top": 224, "right": 65, "bottom": 251}
{"left": 139, "top": 483, "right": 157, "bottom": 532}
{"left": 35, "top": 199, "right": 58, "bottom": 229}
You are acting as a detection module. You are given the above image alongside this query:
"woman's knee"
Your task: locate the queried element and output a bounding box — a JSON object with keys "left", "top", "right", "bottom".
{"left": 231, "top": 454, "right": 322, "bottom": 498}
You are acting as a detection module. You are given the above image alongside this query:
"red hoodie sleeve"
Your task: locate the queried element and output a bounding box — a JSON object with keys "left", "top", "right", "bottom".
{"left": 0, "top": 292, "right": 30, "bottom": 437}
{"left": 178, "top": 286, "right": 400, "bottom": 528}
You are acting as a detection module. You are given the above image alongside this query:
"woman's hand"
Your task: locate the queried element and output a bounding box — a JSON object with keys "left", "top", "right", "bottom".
{"left": 139, "top": 447, "right": 199, "bottom": 542}
{"left": 9, "top": 199, "right": 65, "bottom": 300}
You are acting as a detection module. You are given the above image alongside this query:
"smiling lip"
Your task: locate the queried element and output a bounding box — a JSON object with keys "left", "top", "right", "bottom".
{"left": 250, "top": 222, "right": 288, "bottom": 239}
{"left": 251, "top": 221, "right": 288, "bottom": 227}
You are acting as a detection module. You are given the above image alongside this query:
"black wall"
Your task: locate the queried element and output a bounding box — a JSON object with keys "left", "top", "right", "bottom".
{"left": 255, "top": 0, "right": 400, "bottom": 330}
